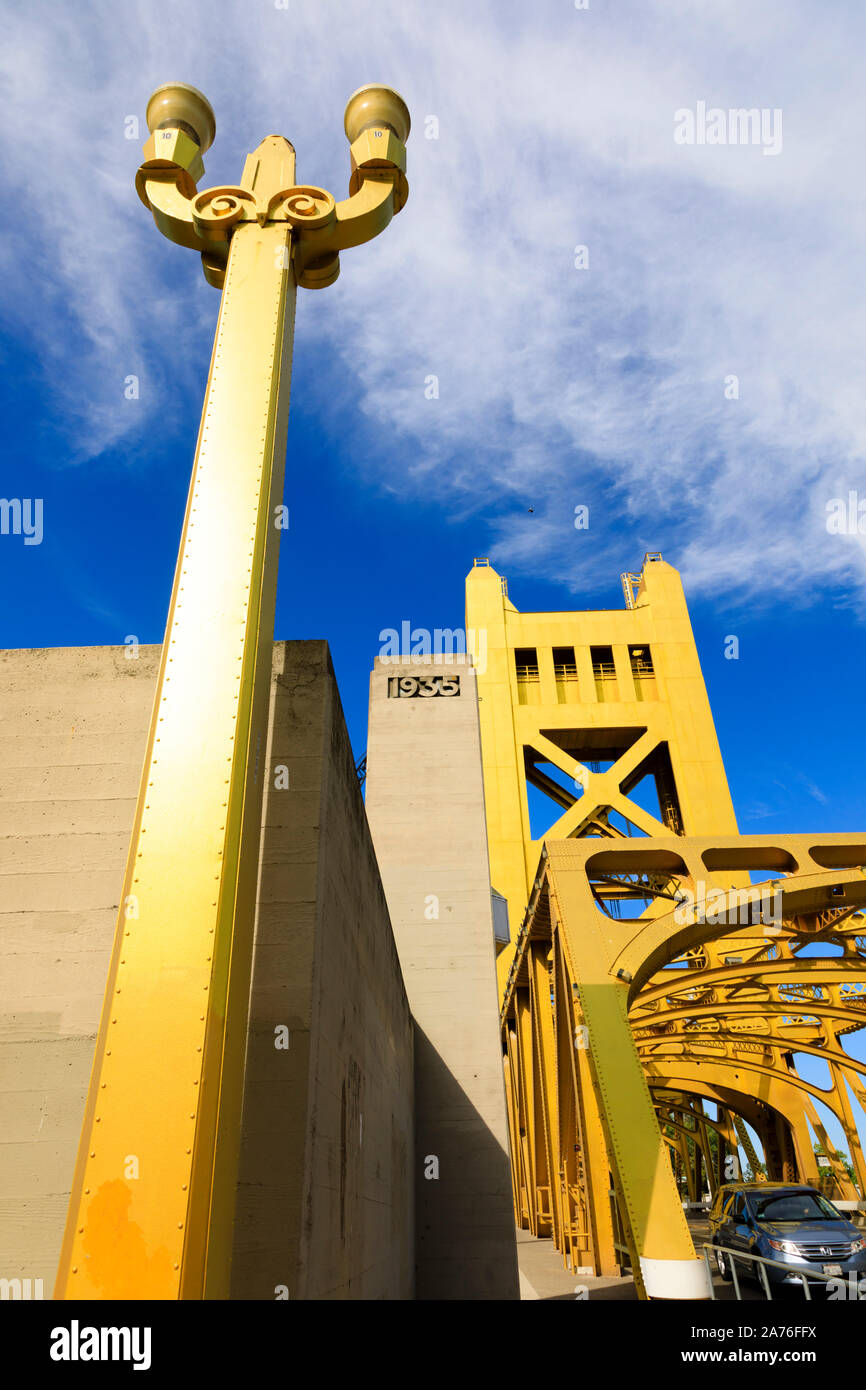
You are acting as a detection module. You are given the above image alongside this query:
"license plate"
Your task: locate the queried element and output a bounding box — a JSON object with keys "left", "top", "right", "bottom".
{"left": 823, "top": 1264, "right": 843, "bottom": 1276}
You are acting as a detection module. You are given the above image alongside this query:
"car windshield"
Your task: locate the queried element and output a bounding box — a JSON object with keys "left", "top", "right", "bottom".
{"left": 752, "top": 1191, "right": 842, "bottom": 1222}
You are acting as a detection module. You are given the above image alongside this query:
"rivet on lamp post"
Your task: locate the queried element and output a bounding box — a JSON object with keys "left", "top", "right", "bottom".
{"left": 54, "top": 81, "right": 410, "bottom": 1300}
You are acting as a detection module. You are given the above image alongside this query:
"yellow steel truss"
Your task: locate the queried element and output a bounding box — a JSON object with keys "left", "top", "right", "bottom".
{"left": 501, "top": 836, "right": 866, "bottom": 1297}
{"left": 468, "top": 555, "right": 866, "bottom": 1298}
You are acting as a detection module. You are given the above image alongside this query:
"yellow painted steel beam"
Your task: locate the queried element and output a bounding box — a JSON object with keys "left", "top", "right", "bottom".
{"left": 55, "top": 207, "right": 296, "bottom": 1303}
{"left": 550, "top": 942, "right": 583, "bottom": 1270}
{"left": 636, "top": 955, "right": 866, "bottom": 1009}
{"left": 558, "top": 948, "right": 619, "bottom": 1274}
{"left": 466, "top": 555, "right": 742, "bottom": 994}
{"left": 472, "top": 555, "right": 866, "bottom": 1290}
{"left": 502, "top": 831, "right": 866, "bottom": 1296}
{"left": 547, "top": 855, "right": 710, "bottom": 1299}
{"left": 732, "top": 1113, "right": 761, "bottom": 1175}
{"left": 515, "top": 989, "right": 539, "bottom": 1232}
{"left": 648, "top": 1063, "right": 828, "bottom": 1187}
{"left": 659, "top": 1111, "right": 713, "bottom": 1186}
{"left": 528, "top": 944, "right": 563, "bottom": 1247}
{"left": 55, "top": 80, "right": 410, "bottom": 1301}
{"left": 502, "top": 1054, "right": 522, "bottom": 1220}
{"left": 832, "top": 1062, "right": 866, "bottom": 1193}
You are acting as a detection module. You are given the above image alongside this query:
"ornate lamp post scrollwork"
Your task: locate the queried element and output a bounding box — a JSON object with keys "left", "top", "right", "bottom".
{"left": 135, "top": 80, "right": 409, "bottom": 287}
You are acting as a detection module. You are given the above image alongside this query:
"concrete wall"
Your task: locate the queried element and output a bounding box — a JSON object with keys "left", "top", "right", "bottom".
{"left": 231, "top": 641, "right": 413, "bottom": 1299}
{"left": 365, "top": 658, "right": 520, "bottom": 1300}
{"left": 0, "top": 642, "right": 413, "bottom": 1299}
{"left": 0, "top": 644, "right": 161, "bottom": 1295}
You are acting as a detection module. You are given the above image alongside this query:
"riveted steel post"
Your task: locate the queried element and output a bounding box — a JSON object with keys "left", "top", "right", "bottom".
{"left": 55, "top": 80, "right": 409, "bottom": 1301}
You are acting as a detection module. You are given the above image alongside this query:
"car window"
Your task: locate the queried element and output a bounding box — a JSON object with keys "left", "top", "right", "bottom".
{"left": 814, "top": 1194, "right": 844, "bottom": 1220}
{"left": 753, "top": 1191, "right": 842, "bottom": 1222}
{"left": 730, "top": 1194, "right": 744, "bottom": 1219}
{"left": 711, "top": 1189, "right": 730, "bottom": 1217}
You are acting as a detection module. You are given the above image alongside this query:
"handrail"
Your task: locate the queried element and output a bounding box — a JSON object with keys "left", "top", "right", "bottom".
{"left": 702, "top": 1241, "right": 846, "bottom": 1302}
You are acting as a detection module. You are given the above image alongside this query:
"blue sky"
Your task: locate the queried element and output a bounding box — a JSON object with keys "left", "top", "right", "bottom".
{"left": 1, "top": 0, "right": 865, "bottom": 1158}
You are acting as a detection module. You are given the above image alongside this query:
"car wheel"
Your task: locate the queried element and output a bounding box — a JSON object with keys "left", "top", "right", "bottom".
{"left": 715, "top": 1246, "right": 733, "bottom": 1282}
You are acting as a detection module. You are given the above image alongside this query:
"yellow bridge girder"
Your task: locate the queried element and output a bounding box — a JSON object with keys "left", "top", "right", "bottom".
{"left": 469, "top": 556, "right": 866, "bottom": 1298}
{"left": 501, "top": 836, "right": 866, "bottom": 1296}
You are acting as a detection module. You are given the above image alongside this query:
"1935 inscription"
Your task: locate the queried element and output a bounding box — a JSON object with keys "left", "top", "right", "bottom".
{"left": 387, "top": 675, "right": 460, "bottom": 698}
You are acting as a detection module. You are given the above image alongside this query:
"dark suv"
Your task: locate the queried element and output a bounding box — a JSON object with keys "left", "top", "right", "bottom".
{"left": 708, "top": 1183, "right": 866, "bottom": 1291}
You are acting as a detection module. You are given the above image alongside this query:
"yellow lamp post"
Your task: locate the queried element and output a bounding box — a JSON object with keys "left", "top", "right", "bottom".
{"left": 54, "top": 81, "right": 410, "bottom": 1300}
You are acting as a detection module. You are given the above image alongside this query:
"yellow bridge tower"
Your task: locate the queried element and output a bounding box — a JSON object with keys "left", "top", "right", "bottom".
{"left": 466, "top": 554, "right": 866, "bottom": 1299}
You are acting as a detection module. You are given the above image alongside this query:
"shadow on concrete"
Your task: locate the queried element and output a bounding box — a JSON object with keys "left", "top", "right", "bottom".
{"left": 230, "top": 641, "right": 414, "bottom": 1300}
{"left": 413, "top": 1023, "right": 521, "bottom": 1300}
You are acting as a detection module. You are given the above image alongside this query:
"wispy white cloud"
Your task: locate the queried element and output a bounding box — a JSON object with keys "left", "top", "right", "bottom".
{"left": 4, "top": 0, "right": 866, "bottom": 601}
{"left": 798, "top": 776, "right": 829, "bottom": 806}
